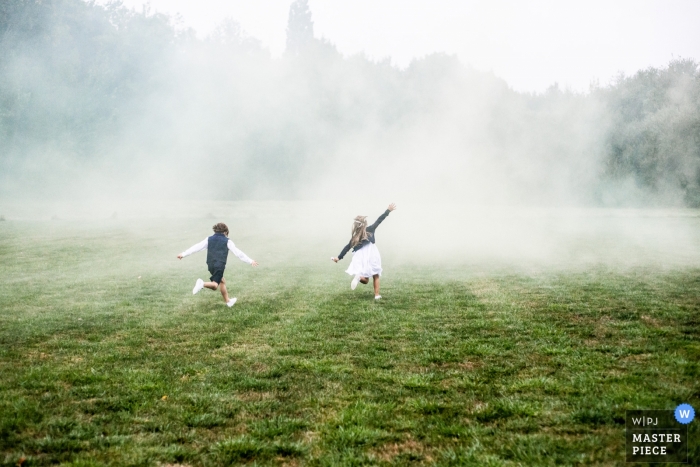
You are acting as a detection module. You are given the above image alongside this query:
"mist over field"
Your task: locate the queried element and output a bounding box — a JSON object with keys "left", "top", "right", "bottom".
{"left": 2, "top": 0, "right": 699, "bottom": 205}
{"left": 1, "top": 0, "right": 700, "bottom": 270}
{"left": 2, "top": 3, "right": 700, "bottom": 464}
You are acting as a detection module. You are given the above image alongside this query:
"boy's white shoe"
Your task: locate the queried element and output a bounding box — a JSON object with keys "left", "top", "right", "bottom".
{"left": 192, "top": 278, "right": 204, "bottom": 295}
{"left": 351, "top": 274, "right": 360, "bottom": 290}
{"left": 227, "top": 297, "right": 237, "bottom": 307}
{"left": 375, "top": 295, "right": 382, "bottom": 300}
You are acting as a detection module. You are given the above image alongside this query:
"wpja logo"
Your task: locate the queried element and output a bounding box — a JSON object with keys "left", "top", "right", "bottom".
{"left": 626, "top": 405, "right": 694, "bottom": 463}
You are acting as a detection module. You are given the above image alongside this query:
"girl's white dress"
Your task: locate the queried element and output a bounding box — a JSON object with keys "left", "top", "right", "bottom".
{"left": 345, "top": 243, "right": 382, "bottom": 277}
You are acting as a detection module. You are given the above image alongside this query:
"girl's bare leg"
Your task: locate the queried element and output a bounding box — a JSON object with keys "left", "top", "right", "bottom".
{"left": 359, "top": 277, "right": 369, "bottom": 284}
{"left": 373, "top": 274, "right": 380, "bottom": 296}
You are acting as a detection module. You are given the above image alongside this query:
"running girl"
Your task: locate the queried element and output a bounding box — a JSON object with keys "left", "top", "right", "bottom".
{"left": 177, "top": 223, "right": 258, "bottom": 307}
{"left": 332, "top": 203, "right": 396, "bottom": 300}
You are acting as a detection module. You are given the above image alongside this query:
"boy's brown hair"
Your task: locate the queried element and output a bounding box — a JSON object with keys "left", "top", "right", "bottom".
{"left": 212, "top": 223, "right": 229, "bottom": 235}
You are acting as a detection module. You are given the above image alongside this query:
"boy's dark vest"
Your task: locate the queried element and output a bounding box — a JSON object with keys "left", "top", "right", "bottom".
{"left": 206, "top": 233, "right": 229, "bottom": 270}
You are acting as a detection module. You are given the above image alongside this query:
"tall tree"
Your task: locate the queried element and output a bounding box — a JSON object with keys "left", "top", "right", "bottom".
{"left": 285, "top": 0, "right": 314, "bottom": 56}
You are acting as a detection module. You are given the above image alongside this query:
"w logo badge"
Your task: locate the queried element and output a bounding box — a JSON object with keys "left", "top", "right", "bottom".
{"left": 675, "top": 404, "right": 695, "bottom": 424}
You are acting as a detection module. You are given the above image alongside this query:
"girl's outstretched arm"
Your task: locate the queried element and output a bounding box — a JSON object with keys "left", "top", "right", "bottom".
{"left": 367, "top": 203, "right": 397, "bottom": 231}
{"left": 336, "top": 242, "right": 352, "bottom": 261}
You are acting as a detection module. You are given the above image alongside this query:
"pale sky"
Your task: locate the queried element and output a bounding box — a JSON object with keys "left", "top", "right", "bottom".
{"left": 114, "top": 0, "right": 700, "bottom": 93}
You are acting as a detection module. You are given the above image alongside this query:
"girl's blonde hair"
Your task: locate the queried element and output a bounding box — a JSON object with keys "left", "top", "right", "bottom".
{"left": 350, "top": 216, "right": 368, "bottom": 247}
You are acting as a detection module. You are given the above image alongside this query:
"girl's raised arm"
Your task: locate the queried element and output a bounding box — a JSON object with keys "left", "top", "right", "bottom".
{"left": 367, "top": 203, "right": 396, "bottom": 231}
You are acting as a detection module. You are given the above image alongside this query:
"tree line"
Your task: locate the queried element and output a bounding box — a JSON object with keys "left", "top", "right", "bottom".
{"left": 1, "top": 0, "right": 698, "bottom": 205}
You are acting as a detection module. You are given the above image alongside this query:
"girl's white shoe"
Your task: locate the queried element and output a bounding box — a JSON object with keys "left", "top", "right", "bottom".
{"left": 351, "top": 274, "right": 360, "bottom": 290}
{"left": 193, "top": 279, "right": 204, "bottom": 295}
{"left": 375, "top": 295, "right": 381, "bottom": 300}
{"left": 227, "top": 297, "right": 237, "bottom": 307}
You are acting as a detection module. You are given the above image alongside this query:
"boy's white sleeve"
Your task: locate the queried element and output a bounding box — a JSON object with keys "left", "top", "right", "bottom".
{"left": 228, "top": 239, "right": 253, "bottom": 264}
{"left": 180, "top": 238, "right": 208, "bottom": 257}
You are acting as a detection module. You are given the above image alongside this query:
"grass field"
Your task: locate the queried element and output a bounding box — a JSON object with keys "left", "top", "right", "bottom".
{"left": 1, "top": 206, "right": 699, "bottom": 466}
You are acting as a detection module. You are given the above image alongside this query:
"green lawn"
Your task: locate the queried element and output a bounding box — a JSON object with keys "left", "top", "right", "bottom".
{"left": 0, "top": 215, "right": 698, "bottom": 466}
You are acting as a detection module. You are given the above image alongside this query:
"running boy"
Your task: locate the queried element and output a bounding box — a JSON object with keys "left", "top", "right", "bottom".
{"left": 177, "top": 223, "right": 258, "bottom": 307}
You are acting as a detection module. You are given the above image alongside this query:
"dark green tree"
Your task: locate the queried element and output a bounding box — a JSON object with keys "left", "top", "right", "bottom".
{"left": 601, "top": 59, "right": 700, "bottom": 206}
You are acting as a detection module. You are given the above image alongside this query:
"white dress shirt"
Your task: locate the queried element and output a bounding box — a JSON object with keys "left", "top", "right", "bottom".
{"left": 180, "top": 237, "right": 253, "bottom": 264}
